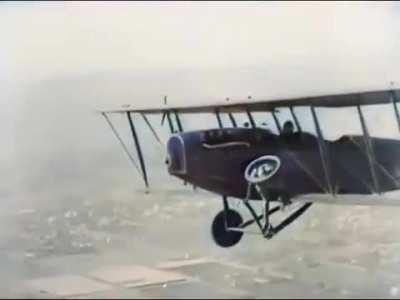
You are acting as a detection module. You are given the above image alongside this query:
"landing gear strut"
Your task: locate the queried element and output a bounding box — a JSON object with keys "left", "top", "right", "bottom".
{"left": 211, "top": 193, "right": 312, "bottom": 248}
{"left": 211, "top": 155, "right": 313, "bottom": 248}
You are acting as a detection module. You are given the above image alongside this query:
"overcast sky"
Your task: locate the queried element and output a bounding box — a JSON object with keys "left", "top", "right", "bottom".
{"left": 3, "top": 1, "right": 400, "bottom": 203}
{"left": 2, "top": 2, "right": 400, "bottom": 93}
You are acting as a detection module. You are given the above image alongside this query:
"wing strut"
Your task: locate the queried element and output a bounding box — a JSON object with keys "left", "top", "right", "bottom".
{"left": 101, "top": 113, "right": 143, "bottom": 177}
{"left": 127, "top": 112, "right": 149, "bottom": 189}
{"left": 215, "top": 108, "right": 223, "bottom": 128}
{"left": 391, "top": 90, "right": 400, "bottom": 132}
{"left": 246, "top": 109, "right": 256, "bottom": 128}
{"left": 166, "top": 112, "right": 175, "bottom": 134}
{"left": 228, "top": 112, "right": 237, "bottom": 128}
{"left": 174, "top": 110, "right": 183, "bottom": 132}
{"left": 310, "top": 106, "right": 334, "bottom": 194}
{"left": 356, "top": 105, "right": 380, "bottom": 194}
{"left": 173, "top": 110, "right": 188, "bottom": 186}
{"left": 290, "top": 106, "right": 302, "bottom": 133}
{"left": 216, "top": 114, "right": 227, "bottom": 203}
{"left": 271, "top": 110, "right": 282, "bottom": 134}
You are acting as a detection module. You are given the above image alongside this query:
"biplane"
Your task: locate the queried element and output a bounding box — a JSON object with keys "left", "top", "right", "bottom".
{"left": 99, "top": 88, "right": 400, "bottom": 247}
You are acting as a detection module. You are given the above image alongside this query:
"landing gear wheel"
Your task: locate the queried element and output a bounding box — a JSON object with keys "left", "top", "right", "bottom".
{"left": 211, "top": 209, "right": 243, "bottom": 248}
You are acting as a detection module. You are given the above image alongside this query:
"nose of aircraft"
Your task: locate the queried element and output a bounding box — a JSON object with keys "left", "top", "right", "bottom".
{"left": 166, "top": 134, "right": 187, "bottom": 175}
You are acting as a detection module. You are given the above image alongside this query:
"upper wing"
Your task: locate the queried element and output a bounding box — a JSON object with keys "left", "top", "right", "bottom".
{"left": 98, "top": 88, "right": 400, "bottom": 114}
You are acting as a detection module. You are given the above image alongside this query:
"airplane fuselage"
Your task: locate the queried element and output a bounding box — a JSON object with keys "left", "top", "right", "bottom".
{"left": 167, "top": 128, "right": 400, "bottom": 201}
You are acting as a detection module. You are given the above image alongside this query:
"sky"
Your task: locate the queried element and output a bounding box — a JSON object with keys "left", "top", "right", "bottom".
{"left": 2, "top": 2, "right": 400, "bottom": 92}
{"left": 2, "top": 1, "right": 400, "bottom": 205}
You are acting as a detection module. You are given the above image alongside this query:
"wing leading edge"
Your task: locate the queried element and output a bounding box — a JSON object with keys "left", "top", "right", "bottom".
{"left": 98, "top": 88, "right": 400, "bottom": 115}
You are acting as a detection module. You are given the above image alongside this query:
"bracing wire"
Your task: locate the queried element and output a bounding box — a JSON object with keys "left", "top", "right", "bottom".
{"left": 102, "top": 112, "right": 142, "bottom": 177}
{"left": 140, "top": 113, "right": 164, "bottom": 145}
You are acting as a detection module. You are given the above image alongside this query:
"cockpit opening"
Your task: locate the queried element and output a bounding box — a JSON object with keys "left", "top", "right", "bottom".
{"left": 200, "top": 128, "right": 277, "bottom": 149}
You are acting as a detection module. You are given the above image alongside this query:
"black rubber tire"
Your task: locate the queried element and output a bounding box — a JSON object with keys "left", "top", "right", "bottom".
{"left": 211, "top": 209, "right": 244, "bottom": 248}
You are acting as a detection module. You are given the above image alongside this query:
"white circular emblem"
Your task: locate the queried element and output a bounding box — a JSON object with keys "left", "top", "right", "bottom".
{"left": 244, "top": 155, "right": 281, "bottom": 184}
